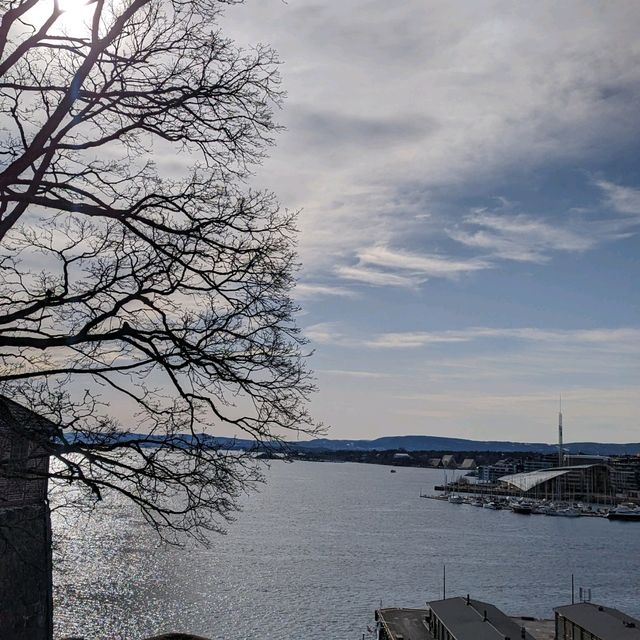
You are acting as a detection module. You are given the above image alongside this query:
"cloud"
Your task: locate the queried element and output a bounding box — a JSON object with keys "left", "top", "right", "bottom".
{"left": 303, "top": 322, "right": 350, "bottom": 346}
{"left": 287, "top": 109, "right": 434, "bottom": 162}
{"left": 394, "top": 388, "right": 640, "bottom": 419}
{"left": 357, "top": 245, "right": 489, "bottom": 276}
{"left": 327, "top": 326, "right": 640, "bottom": 350}
{"left": 294, "top": 283, "right": 355, "bottom": 300}
{"left": 221, "top": 1, "right": 640, "bottom": 271}
{"left": 318, "top": 369, "right": 392, "bottom": 379}
{"left": 448, "top": 211, "right": 596, "bottom": 263}
{"left": 366, "top": 332, "right": 470, "bottom": 349}
{"left": 335, "top": 264, "right": 422, "bottom": 288}
{"left": 596, "top": 180, "right": 640, "bottom": 216}
{"left": 335, "top": 245, "right": 490, "bottom": 288}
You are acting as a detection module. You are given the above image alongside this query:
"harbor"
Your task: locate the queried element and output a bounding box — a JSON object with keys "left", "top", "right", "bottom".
{"left": 419, "top": 406, "right": 640, "bottom": 520}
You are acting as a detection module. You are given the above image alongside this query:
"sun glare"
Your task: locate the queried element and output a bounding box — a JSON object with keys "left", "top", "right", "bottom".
{"left": 27, "top": 0, "right": 96, "bottom": 35}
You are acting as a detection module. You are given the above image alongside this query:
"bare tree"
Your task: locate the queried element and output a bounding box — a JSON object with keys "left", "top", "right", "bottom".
{"left": 0, "top": 0, "right": 321, "bottom": 543}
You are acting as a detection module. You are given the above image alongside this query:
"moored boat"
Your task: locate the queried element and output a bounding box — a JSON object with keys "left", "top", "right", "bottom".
{"left": 511, "top": 502, "right": 533, "bottom": 515}
{"left": 607, "top": 504, "right": 640, "bottom": 521}
{"left": 555, "top": 507, "right": 581, "bottom": 518}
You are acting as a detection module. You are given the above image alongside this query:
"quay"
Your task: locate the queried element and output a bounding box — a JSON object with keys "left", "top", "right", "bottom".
{"left": 375, "top": 597, "right": 640, "bottom": 640}
{"left": 422, "top": 490, "right": 640, "bottom": 518}
{"left": 432, "top": 482, "right": 638, "bottom": 506}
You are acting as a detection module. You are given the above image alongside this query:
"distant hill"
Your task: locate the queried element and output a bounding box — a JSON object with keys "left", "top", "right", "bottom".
{"left": 63, "top": 432, "right": 640, "bottom": 456}
{"left": 292, "top": 435, "right": 640, "bottom": 455}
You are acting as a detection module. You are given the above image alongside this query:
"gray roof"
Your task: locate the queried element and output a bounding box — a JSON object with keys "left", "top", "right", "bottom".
{"left": 555, "top": 603, "right": 640, "bottom": 640}
{"left": 377, "top": 608, "right": 431, "bottom": 640}
{"left": 429, "top": 597, "right": 536, "bottom": 640}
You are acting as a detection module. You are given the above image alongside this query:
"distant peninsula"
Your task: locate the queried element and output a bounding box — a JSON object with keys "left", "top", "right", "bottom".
{"left": 67, "top": 432, "right": 640, "bottom": 456}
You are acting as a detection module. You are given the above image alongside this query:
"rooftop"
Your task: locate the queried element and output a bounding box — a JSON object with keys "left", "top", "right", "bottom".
{"left": 429, "top": 597, "right": 537, "bottom": 640}
{"left": 555, "top": 603, "right": 640, "bottom": 640}
{"left": 499, "top": 465, "right": 603, "bottom": 492}
{"left": 377, "top": 608, "right": 431, "bottom": 640}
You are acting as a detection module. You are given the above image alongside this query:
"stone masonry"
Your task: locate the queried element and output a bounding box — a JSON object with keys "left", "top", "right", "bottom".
{"left": 0, "top": 397, "right": 54, "bottom": 640}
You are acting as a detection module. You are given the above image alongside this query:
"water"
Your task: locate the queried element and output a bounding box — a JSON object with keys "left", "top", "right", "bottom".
{"left": 53, "top": 461, "right": 640, "bottom": 639}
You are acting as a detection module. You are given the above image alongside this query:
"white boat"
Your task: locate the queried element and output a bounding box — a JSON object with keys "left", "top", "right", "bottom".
{"left": 448, "top": 494, "right": 464, "bottom": 504}
{"left": 554, "top": 507, "right": 581, "bottom": 518}
{"left": 483, "top": 501, "right": 499, "bottom": 510}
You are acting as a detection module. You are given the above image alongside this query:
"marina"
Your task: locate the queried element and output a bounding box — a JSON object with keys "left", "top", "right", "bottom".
{"left": 419, "top": 407, "right": 640, "bottom": 520}
{"left": 422, "top": 490, "right": 640, "bottom": 519}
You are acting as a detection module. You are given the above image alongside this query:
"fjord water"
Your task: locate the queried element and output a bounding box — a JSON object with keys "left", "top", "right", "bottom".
{"left": 53, "top": 461, "right": 640, "bottom": 639}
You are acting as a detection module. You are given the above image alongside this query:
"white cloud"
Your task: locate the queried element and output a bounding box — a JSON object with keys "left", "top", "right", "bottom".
{"left": 221, "top": 1, "right": 640, "bottom": 269}
{"left": 303, "top": 322, "right": 346, "bottom": 345}
{"left": 340, "top": 326, "right": 640, "bottom": 350}
{"left": 305, "top": 322, "right": 640, "bottom": 350}
{"left": 319, "top": 369, "right": 392, "bottom": 379}
{"left": 596, "top": 180, "right": 640, "bottom": 216}
{"left": 335, "top": 265, "right": 422, "bottom": 288}
{"left": 357, "top": 246, "right": 489, "bottom": 276}
{"left": 334, "top": 245, "right": 489, "bottom": 288}
{"left": 448, "top": 212, "right": 596, "bottom": 263}
{"left": 294, "top": 283, "right": 355, "bottom": 300}
{"left": 366, "top": 332, "right": 470, "bottom": 349}
{"left": 394, "top": 326, "right": 640, "bottom": 348}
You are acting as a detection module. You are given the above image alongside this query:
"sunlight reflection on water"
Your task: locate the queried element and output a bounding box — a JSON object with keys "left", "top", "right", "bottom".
{"left": 53, "top": 461, "right": 640, "bottom": 639}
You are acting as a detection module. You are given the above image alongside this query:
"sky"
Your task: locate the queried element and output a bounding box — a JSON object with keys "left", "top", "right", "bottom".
{"left": 220, "top": 1, "right": 640, "bottom": 444}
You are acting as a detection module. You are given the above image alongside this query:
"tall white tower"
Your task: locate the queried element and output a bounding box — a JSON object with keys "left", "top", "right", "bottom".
{"left": 558, "top": 395, "right": 564, "bottom": 467}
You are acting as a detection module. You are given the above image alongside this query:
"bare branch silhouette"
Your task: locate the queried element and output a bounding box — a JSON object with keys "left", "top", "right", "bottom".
{"left": 0, "top": 0, "right": 321, "bottom": 544}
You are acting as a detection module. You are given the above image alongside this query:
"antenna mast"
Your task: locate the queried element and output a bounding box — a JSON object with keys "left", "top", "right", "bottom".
{"left": 558, "top": 395, "right": 563, "bottom": 467}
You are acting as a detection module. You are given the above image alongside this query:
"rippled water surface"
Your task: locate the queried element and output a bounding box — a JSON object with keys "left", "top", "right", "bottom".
{"left": 53, "top": 462, "right": 640, "bottom": 639}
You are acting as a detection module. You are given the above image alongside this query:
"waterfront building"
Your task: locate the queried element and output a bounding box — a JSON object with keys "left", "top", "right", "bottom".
{"left": 554, "top": 603, "right": 640, "bottom": 640}
{"left": 523, "top": 455, "right": 558, "bottom": 472}
{"left": 478, "top": 459, "right": 518, "bottom": 483}
{"left": 376, "top": 596, "right": 537, "bottom": 640}
{"left": 609, "top": 456, "right": 640, "bottom": 498}
{"left": 441, "top": 454, "right": 457, "bottom": 468}
{"left": 564, "top": 454, "right": 610, "bottom": 466}
{"left": 498, "top": 464, "right": 610, "bottom": 501}
{"left": 459, "top": 458, "right": 476, "bottom": 470}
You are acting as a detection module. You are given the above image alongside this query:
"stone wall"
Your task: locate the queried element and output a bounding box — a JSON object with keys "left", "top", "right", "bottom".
{"left": 0, "top": 504, "right": 53, "bottom": 640}
{"left": 0, "top": 397, "right": 54, "bottom": 640}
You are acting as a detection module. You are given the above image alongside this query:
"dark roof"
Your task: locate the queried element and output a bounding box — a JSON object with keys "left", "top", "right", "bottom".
{"left": 376, "top": 608, "right": 432, "bottom": 640}
{"left": 429, "top": 597, "right": 536, "bottom": 640}
{"left": 555, "top": 603, "right": 640, "bottom": 640}
{"left": 0, "top": 395, "right": 56, "bottom": 420}
{"left": 0, "top": 396, "right": 57, "bottom": 435}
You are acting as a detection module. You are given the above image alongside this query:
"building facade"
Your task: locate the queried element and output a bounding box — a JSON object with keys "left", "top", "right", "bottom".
{"left": 0, "top": 397, "right": 54, "bottom": 640}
